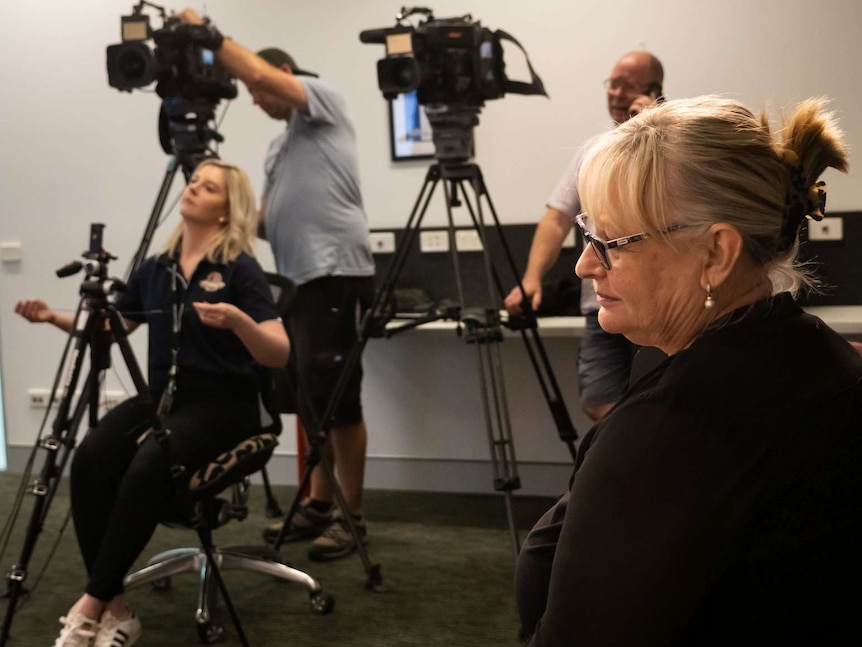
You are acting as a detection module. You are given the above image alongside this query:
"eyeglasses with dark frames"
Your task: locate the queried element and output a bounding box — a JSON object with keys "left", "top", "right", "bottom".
{"left": 602, "top": 78, "right": 652, "bottom": 96}
{"left": 575, "top": 213, "right": 688, "bottom": 271}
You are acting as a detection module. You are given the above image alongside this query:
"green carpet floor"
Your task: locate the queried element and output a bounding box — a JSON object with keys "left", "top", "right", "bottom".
{"left": 0, "top": 470, "right": 558, "bottom": 646}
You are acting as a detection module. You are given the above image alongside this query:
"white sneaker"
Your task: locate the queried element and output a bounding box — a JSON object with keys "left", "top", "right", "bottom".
{"left": 52, "top": 613, "right": 99, "bottom": 647}
{"left": 94, "top": 609, "right": 141, "bottom": 647}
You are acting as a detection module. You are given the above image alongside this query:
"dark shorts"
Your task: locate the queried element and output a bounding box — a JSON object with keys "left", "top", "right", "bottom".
{"left": 577, "top": 311, "right": 640, "bottom": 409}
{"left": 275, "top": 275, "right": 374, "bottom": 428}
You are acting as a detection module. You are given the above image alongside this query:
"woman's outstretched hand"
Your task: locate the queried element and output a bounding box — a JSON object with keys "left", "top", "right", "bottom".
{"left": 15, "top": 299, "right": 54, "bottom": 324}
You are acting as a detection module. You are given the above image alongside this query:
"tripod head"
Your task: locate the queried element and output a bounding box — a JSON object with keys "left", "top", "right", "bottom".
{"left": 158, "top": 97, "right": 225, "bottom": 178}
{"left": 56, "top": 224, "right": 127, "bottom": 302}
{"left": 425, "top": 105, "right": 480, "bottom": 163}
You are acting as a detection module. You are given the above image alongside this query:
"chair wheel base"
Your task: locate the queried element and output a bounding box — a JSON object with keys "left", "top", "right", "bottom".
{"left": 310, "top": 591, "right": 335, "bottom": 615}
{"left": 197, "top": 621, "right": 225, "bottom": 644}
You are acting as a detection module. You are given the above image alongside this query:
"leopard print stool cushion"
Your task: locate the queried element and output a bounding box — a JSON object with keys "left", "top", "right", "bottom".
{"left": 189, "top": 433, "right": 279, "bottom": 498}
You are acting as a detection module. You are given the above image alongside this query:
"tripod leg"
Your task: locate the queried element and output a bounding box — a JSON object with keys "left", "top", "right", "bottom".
{"left": 1, "top": 307, "right": 95, "bottom": 644}
{"left": 441, "top": 177, "right": 470, "bottom": 308}
{"left": 457, "top": 164, "right": 579, "bottom": 457}
{"left": 259, "top": 467, "right": 283, "bottom": 518}
{"left": 360, "top": 164, "right": 442, "bottom": 340}
{"left": 271, "top": 463, "right": 315, "bottom": 550}
{"left": 289, "top": 347, "right": 386, "bottom": 590}
{"left": 269, "top": 171, "right": 456, "bottom": 590}
{"left": 468, "top": 325, "right": 522, "bottom": 559}
{"left": 197, "top": 529, "right": 250, "bottom": 647}
{"left": 127, "top": 156, "right": 181, "bottom": 279}
{"left": 0, "top": 368, "right": 96, "bottom": 647}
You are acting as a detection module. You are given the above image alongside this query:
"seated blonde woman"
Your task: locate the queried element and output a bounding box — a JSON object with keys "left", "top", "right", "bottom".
{"left": 16, "top": 159, "right": 289, "bottom": 647}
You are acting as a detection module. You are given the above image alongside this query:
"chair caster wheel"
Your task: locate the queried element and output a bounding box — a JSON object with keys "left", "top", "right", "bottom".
{"left": 197, "top": 621, "right": 225, "bottom": 644}
{"left": 309, "top": 591, "right": 335, "bottom": 615}
{"left": 152, "top": 577, "right": 171, "bottom": 591}
{"left": 265, "top": 505, "right": 283, "bottom": 518}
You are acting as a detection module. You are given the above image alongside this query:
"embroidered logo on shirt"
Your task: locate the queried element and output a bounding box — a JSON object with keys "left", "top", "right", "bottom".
{"left": 199, "top": 272, "right": 226, "bottom": 292}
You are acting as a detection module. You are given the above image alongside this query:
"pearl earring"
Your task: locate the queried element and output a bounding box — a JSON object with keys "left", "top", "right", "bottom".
{"left": 704, "top": 283, "right": 715, "bottom": 309}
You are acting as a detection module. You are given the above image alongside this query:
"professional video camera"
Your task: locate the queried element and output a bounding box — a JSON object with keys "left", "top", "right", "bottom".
{"left": 360, "top": 7, "right": 546, "bottom": 160}
{"left": 106, "top": 1, "right": 235, "bottom": 171}
{"left": 106, "top": 1, "right": 236, "bottom": 102}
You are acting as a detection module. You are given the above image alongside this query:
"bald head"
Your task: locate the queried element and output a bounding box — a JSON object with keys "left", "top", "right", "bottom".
{"left": 606, "top": 51, "right": 664, "bottom": 125}
{"left": 619, "top": 51, "right": 663, "bottom": 85}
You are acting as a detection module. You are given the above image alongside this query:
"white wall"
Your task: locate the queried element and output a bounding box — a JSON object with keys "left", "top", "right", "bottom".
{"left": 2, "top": 0, "right": 861, "bottom": 493}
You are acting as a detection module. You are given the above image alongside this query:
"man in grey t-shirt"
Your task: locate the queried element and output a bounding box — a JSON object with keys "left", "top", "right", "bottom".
{"left": 179, "top": 9, "right": 375, "bottom": 562}
{"left": 504, "top": 51, "right": 664, "bottom": 422}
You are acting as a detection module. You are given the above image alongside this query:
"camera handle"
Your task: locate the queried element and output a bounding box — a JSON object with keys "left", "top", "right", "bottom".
{"left": 131, "top": 0, "right": 167, "bottom": 19}
{"left": 0, "top": 229, "right": 155, "bottom": 647}
{"left": 396, "top": 6, "right": 434, "bottom": 23}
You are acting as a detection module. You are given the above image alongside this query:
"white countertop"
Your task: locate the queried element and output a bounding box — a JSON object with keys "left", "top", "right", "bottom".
{"left": 388, "top": 306, "right": 862, "bottom": 338}
{"left": 803, "top": 306, "right": 862, "bottom": 334}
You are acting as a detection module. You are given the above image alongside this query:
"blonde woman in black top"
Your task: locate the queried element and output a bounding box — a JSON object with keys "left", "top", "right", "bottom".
{"left": 17, "top": 160, "right": 289, "bottom": 647}
{"left": 516, "top": 96, "right": 861, "bottom": 646}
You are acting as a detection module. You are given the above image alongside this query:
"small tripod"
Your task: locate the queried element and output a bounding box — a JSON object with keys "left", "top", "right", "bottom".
{"left": 276, "top": 155, "right": 579, "bottom": 563}
{"left": 0, "top": 225, "right": 154, "bottom": 646}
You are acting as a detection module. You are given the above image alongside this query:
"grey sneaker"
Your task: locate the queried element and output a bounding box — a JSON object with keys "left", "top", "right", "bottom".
{"left": 308, "top": 510, "right": 368, "bottom": 561}
{"left": 94, "top": 608, "right": 141, "bottom": 647}
{"left": 263, "top": 499, "right": 333, "bottom": 544}
{"left": 52, "top": 613, "right": 99, "bottom": 647}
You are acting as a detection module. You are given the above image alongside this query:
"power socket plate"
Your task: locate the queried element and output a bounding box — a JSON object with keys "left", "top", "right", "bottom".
{"left": 419, "top": 230, "right": 450, "bottom": 253}
{"left": 808, "top": 217, "right": 843, "bottom": 241}
{"left": 455, "top": 230, "right": 484, "bottom": 252}
{"left": 369, "top": 231, "right": 396, "bottom": 253}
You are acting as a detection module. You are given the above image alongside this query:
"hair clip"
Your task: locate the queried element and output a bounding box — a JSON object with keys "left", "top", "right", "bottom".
{"left": 805, "top": 181, "right": 827, "bottom": 221}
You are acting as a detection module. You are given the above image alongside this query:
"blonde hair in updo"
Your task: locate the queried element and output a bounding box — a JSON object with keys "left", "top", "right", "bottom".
{"left": 578, "top": 95, "right": 848, "bottom": 295}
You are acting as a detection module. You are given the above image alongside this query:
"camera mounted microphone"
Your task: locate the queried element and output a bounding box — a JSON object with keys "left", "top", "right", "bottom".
{"left": 358, "top": 28, "right": 391, "bottom": 44}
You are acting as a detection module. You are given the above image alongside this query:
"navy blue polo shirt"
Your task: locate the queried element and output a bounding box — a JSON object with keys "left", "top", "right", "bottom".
{"left": 117, "top": 252, "right": 279, "bottom": 399}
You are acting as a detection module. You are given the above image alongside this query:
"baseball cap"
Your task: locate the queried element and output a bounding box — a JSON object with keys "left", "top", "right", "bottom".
{"left": 257, "top": 48, "right": 319, "bottom": 77}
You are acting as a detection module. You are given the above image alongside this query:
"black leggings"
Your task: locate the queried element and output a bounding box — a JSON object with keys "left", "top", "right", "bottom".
{"left": 70, "top": 392, "right": 259, "bottom": 601}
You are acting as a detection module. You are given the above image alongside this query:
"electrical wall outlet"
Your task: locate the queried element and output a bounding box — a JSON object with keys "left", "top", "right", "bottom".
{"left": 808, "top": 217, "right": 843, "bottom": 241}
{"left": 0, "top": 241, "right": 22, "bottom": 263}
{"left": 455, "top": 229, "right": 484, "bottom": 252}
{"left": 29, "top": 387, "right": 85, "bottom": 408}
{"left": 28, "top": 388, "right": 51, "bottom": 409}
{"left": 369, "top": 231, "right": 396, "bottom": 253}
{"left": 420, "top": 230, "right": 450, "bottom": 253}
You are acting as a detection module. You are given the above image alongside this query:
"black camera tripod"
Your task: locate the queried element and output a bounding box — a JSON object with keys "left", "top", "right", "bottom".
{"left": 128, "top": 97, "right": 224, "bottom": 278}
{"left": 0, "top": 224, "right": 255, "bottom": 647}
{"left": 0, "top": 226, "right": 155, "bottom": 646}
{"left": 274, "top": 159, "right": 579, "bottom": 563}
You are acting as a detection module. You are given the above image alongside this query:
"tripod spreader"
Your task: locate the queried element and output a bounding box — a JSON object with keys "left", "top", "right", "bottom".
{"left": 462, "top": 309, "right": 505, "bottom": 344}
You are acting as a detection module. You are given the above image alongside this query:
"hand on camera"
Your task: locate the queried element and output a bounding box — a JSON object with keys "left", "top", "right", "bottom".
{"left": 173, "top": 9, "right": 223, "bottom": 50}
{"left": 193, "top": 301, "right": 242, "bottom": 330}
{"left": 15, "top": 299, "right": 54, "bottom": 324}
{"left": 174, "top": 8, "right": 204, "bottom": 25}
{"left": 504, "top": 277, "right": 542, "bottom": 316}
